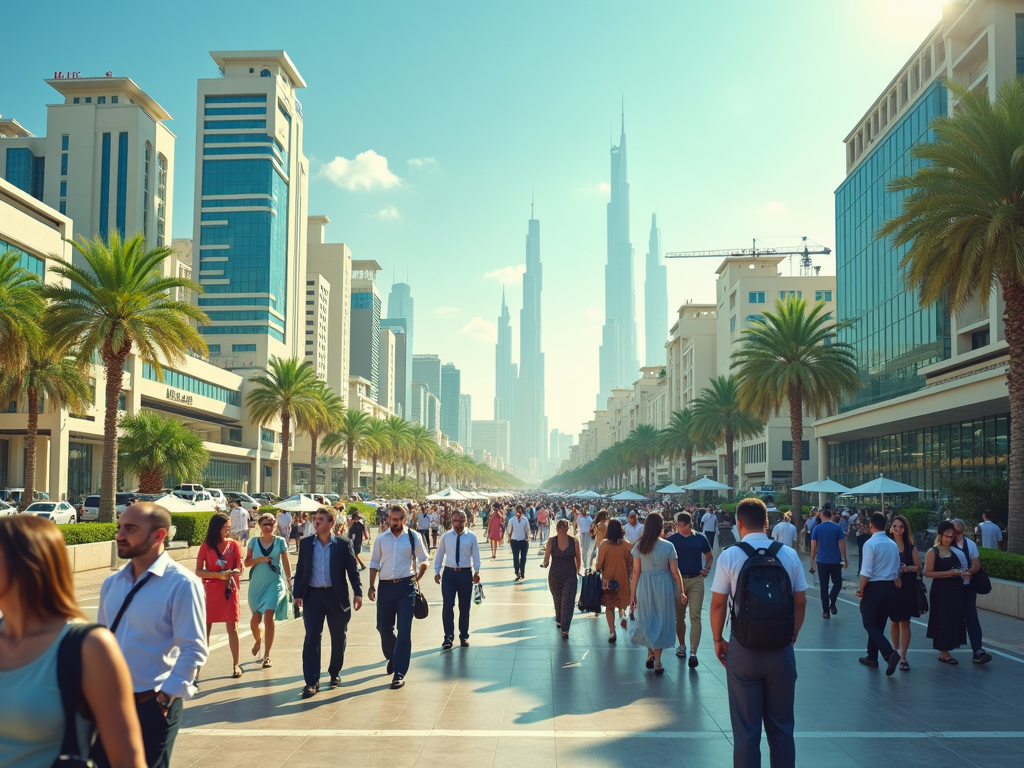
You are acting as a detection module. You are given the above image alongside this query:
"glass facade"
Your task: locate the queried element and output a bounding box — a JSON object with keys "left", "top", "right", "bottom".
{"left": 828, "top": 414, "right": 1009, "bottom": 500}
{"left": 115, "top": 132, "right": 128, "bottom": 237}
{"left": 836, "top": 80, "right": 950, "bottom": 412}
{"left": 99, "top": 133, "right": 111, "bottom": 240}
{"left": 204, "top": 120, "right": 267, "bottom": 130}
{"left": 0, "top": 237, "right": 45, "bottom": 278}
{"left": 5, "top": 148, "right": 44, "bottom": 200}
{"left": 203, "top": 459, "right": 251, "bottom": 492}
{"left": 205, "top": 95, "right": 268, "bottom": 104}
{"left": 68, "top": 442, "right": 93, "bottom": 504}
{"left": 141, "top": 363, "right": 241, "bottom": 406}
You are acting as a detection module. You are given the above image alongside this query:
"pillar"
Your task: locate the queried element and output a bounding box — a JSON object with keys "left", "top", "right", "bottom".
{"left": 817, "top": 436, "right": 829, "bottom": 509}
{"left": 49, "top": 422, "right": 70, "bottom": 502}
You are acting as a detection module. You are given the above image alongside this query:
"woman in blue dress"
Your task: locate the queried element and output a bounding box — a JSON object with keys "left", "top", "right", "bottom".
{"left": 630, "top": 512, "right": 686, "bottom": 675}
{"left": 244, "top": 512, "right": 292, "bottom": 669}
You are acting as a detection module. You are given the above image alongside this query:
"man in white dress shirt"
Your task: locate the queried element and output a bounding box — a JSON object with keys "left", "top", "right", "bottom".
{"left": 229, "top": 499, "right": 250, "bottom": 545}
{"left": 506, "top": 506, "right": 532, "bottom": 581}
{"left": 93, "top": 503, "right": 207, "bottom": 768}
{"left": 575, "top": 509, "right": 594, "bottom": 566}
{"left": 368, "top": 504, "right": 428, "bottom": 689}
{"left": 856, "top": 511, "right": 902, "bottom": 675}
{"left": 700, "top": 508, "right": 718, "bottom": 550}
{"left": 771, "top": 512, "right": 798, "bottom": 549}
{"left": 434, "top": 510, "right": 481, "bottom": 649}
{"left": 623, "top": 511, "right": 644, "bottom": 546}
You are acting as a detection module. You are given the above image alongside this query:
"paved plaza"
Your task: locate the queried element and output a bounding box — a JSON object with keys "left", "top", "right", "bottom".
{"left": 75, "top": 542, "right": 1024, "bottom": 768}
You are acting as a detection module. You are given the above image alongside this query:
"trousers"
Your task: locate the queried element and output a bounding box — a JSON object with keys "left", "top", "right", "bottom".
{"left": 441, "top": 568, "right": 473, "bottom": 640}
{"left": 817, "top": 562, "right": 843, "bottom": 613}
{"left": 510, "top": 539, "right": 529, "bottom": 577}
{"left": 964, "top": 583, "right": 983, "bottom": 652}
{"left": 92, "top": 696, "right": 183, "bottom": 768}
{"left": 726, "top": 640, "right": 797, "bottom": 768}
{"left": 860, "top": 580, "right": 896, "bottom": 661}
{"left": 579, "top": 535, "right": 594, "bottom": 566}
{"left": 301, "top": 587, "right": 350, "bottom": 686}
{"left": 674, "top": 575, "right": 705, "bottom": 650}
{"left": 376, "top": 578, "right": 416, "bottom": 677}
{"left": 704, "top": 531, "right": 716, "bottom": 550}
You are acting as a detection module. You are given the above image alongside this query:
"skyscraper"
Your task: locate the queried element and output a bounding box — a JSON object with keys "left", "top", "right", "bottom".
{"left": 459, "top": 394, "right": 472, "bottom": 448}
{"left": 644, "top": 213, "right": 668, "bottom": 366}
{"left": 516, "top": 205, "right": 546, "bottom": 469}
{"left": 412, "top": 354, "right": 442, "bottom": 400}
{"left": 494, "top": 288, "right": 518, "bottom": 458}
{"left": 380, "top": 318, "right": 407, "bottom": 417}
{"left": 440, "top": 363, "right": 461, "bottom": 440}
{"left": 350, "top": 260, "right": 383, "bottom": 401}
{"left": 597, "top": 108, "right": 639, "bottom": 408}
{"left": 387, "top": 282, "right": 414, "bottom": 419}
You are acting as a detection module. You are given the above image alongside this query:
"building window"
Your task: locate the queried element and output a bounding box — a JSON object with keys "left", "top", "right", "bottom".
{"left": 84, "top": 97, "right": 91, "bottom": 104}
{"left": 730, "top": 316, "right": 736, "bottom": 334}
{"left": 60, "top": 181, "right": 67, "bottom": 197}
{"left": 98, "top": 133, "right": 111, "bottom": 240}
{"left": 745, "top": 314, "right": 765, "bottom": 325}
{"left": 262, "top": 428, "right": 275, "bottom": 443}
{"left": 207, "top": 344, "right": 221, "bottom": 356}
{"left": 779, "top": 290, "right": 801, "bottom": 300}
{"left": 73, "top": 97, "right": 79, "bottom": 104}
{"left": 59, "top": 201, "right": 66, "bottom": 215}
{"left": 98, "top": 96, "right": 106, "bottom": 104}
{"left": 228, "top": 428, "right": 243, "bottom": 443}
{"left": 142, "top": 363, "right": 241, "bottom": 406}
{"left": 815, "top": 290, "right": 833, "bottom": 302}
{"left": 143, "top": 142, "right": 151, "bottom": 239}
{"left": 260, "top": 68, "right": 272, "bottom": 77}
{"left": 115, "top": 132, "right": 128, "bottom": 237}
{"left": 111, "top": 95, "right": 118, "bottom": 104}
{"left": 205, "top": 94, "right": 268, "bottom": 104}
{"left": 972, "top": 329, "right": 990, "bottom": 350}
{"left": 748, "top": 291, "right": 765, "bottom": 304}
{"left": 232, "top": 344, "right": 257, "bottom": 352}
{"left": 60, "top": 152, "right": 68, "bottom": 176}
{"left": 61, "top": 135, "right": 69, "bottom": 151}
{"left": 782, "top": 440, "right": 810, "bottom": 462}
{"left": 156, "top": 154, "right": 167, "bottom": 246}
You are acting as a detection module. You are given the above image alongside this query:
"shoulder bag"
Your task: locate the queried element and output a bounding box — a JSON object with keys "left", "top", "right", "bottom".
{"left": 53, "top": 623, "right": 102, "bottom": 768}
{"left": 914, "top": 552, "right": 929, "bottom": 616}
{"left": 960, "top": 541, "right": 992, "bottom": 595}
{"left": 409, "top": 530, "right": 429, "bottom": 619}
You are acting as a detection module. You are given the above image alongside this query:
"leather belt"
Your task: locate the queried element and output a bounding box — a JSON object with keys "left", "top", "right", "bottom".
{"left": 310, "top": 586, "right": 333, "bottom": 589}
{"left": 134, "top": 689, "right": 158, "bottom": 705}
{"left": 680, "top": 573, "right": 702, "bottom": 579}
{"left": 381, "top": 576, "right": 412, "bottom": 583}
{"left": 445, "top": 567, "right": 468, "bottom": 571}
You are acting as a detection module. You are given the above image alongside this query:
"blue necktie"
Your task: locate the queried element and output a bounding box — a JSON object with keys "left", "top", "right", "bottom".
{"left": 455, "top": 533, "right": 462, "bottom": 566}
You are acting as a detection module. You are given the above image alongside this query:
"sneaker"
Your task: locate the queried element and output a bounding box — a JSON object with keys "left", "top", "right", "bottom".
{"left": 675, "top": 645, "right": 687, "bottom": 658}
{"left": 973, "top": 650, "right": 993, "bottom": 664}
{"left": 688, "top": 654, "right": 699, "bottom": 669}
{"left": 442, "top": 638, "right": 453, "bottom": 650}
{"left": 390, "top": 675, "right": 405, "bottom": 690}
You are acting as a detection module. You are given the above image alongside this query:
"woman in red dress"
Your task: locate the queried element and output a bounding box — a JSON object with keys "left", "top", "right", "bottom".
{"left": 196, "top": 513, "right": 244, "bottom": 678}
{"left": 487, "top": 504, "right": 505, "bottom": 559}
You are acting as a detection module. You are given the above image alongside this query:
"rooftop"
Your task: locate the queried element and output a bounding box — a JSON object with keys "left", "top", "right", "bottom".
{"left": 45, "top": 77, "right": 172, "bottom": 121}
{"left": 210, "top": 50, "right": 307, "bottom": 89}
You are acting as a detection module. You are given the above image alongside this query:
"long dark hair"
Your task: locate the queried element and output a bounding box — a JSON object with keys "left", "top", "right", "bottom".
{"left": 204, "top": 513, "right": 231, "bottom": 550}
{"left": 0, "top": 515, "right": 85, "bottom": 622}
{"left": 889, "top": 514, "right": 914, "bottom": 549}
{"left": 637, "top": 512, "right": 664, "bottom": 555}
{"left": 606, "top": 518, "right": 624, "bottom": 544}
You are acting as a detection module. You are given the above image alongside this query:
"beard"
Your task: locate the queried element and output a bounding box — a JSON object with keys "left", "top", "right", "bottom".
{"left": 117, "top": 538, "right": 154, "bottom": 560}
{"left": 390, "top": 522, "right": 404, "bottom": 535}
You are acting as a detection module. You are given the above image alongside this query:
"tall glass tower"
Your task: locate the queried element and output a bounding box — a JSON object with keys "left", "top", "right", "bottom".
{"left": 516, "top": 205, "right": 546, "bottom": 469}
{"left": 387, "top": 282, "right": 414, "bottom": 419}
{"left": 494, "top": 287, "right": 518, "bottom": 443}
{"left": 644, "top": 213, "right": 668, "bottom": 366}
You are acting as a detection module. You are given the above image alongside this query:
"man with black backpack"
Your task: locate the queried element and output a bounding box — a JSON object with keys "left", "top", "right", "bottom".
{"left": 710, "top": 498, "right": 807, "bottom": 768}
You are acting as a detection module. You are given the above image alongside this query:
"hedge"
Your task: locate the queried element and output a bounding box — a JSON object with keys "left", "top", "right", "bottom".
{"left": 978, "top": 548, "right": 1024, "bottom": 584}
{"left": 899, "top": 507, "right": 930, "bottom": 537}
{"left": 346, "top": 502, "right": 377, "bottom": 525}
{"left": 59, "top": 523, "right": 118, "bottom": 546}
{"left": 170, "top": 512, "right": 217, "bottom": 546}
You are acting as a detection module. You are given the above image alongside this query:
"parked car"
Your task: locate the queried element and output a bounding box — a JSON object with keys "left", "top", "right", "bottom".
{"left": 173, "top": 489, "right": 218, "bottom": 511}
{"left": 205, "top": 488, "right": 228, "bottom": 512}
{"left": 25, "top": 501, "right": 77, "bottom": 524}
{"left": 253, "top": 491, "right": 280, "bottom": 504}
{"left": 749, "top": 484, "right": 777, "bottom": 497}
{"left": 324, "top": 493, "right": 341, "bottom": 505}
{"left": 225, "top": 491, "right": 259, "bottom": 508}
{"left": 80, "top": 492, "right": 139, "bottom": 522}
{"left": 0, "top": 499, "right": 16, "bottom": 516}
{"left": 0, "top": 489, "right": 50, "bottom": 504}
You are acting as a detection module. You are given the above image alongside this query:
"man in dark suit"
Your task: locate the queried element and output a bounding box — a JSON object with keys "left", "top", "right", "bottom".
{"left": 293, "top": 507, "right": 363, "bottom": 698}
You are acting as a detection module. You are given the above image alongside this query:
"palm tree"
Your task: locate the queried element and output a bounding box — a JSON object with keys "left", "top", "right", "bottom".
{"left": 245, "top": 356, "right": 323, "bottom": 499}
{"left": 322, "top": 409, "right": 373, "bottom": 496}
{"left": 362, "top": 418, "right": 390, "bottom": 498}
{"left": 409, "top": 424, "right": 435, "bottom": 487}
{"left": 383, "top": 416, "right": 414, "bottom": 479}
{"left": 299, "top": 383, "right": 343, "bottom": 493}
{"left": 0, "top": 250, "right": 44, "bottom": 373}
{"left": 0, "top": 334, "right": 91, "bottom": 509}
{"left": 119, "top": 411, "right": 210, "bottom": 493}
{"left": 731, "top": 295, "right": 860, "bottom": 529}
{"left": 877, "top": 76, "right": 1024, "bottom": 552}
{"left": 659, "top": 408, "right": 716, "bottom": 486}
{"left": 690, "top": 375, "right": 763, "bottom": 500}
{"left": 624, "top": 424, "right": 660, "bottom": 490}
{"left": 40, "top": 233, "right": 206, "bottom": 522}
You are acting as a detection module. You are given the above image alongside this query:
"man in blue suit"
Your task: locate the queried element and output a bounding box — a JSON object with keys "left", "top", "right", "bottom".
{"left": 293, "top": 507, "right": 363, "bottom": 698}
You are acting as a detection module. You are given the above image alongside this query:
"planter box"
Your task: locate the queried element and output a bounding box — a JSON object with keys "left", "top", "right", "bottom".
{"left": 977, "top": 576, "right": 1024, "bottom": 619}
{"left": 66, "top": 540, "right": 200, "bottom": 574}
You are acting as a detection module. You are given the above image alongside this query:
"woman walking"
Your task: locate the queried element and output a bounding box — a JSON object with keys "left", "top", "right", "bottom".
{"left": 631, "top": 512, "right": 685, "bottom": 675}
{"left": 717, "top": 508, "right": 736, "bottom": 549}
{"left": 245, "top": 512, "right": 292, "bottom": 669}
{"left": 924, "top": 520, "right": 968, "bottom": 664}
{"left": 596, "top": 518, "right": 632, "bottom": 642}
{"left": 348, "top": 511, "right": 369, "bottom": 570}
{"left": 488, "top": 504, "right": 505, "bottom": 559}
{"left": 889, "top": 514, "right": 922, "bottom": 671}
{"left": 542, "top": 519, "right": 581, "bottom": 639}
{"left": 195, "top": 513, "right": 244, "bottom": 678}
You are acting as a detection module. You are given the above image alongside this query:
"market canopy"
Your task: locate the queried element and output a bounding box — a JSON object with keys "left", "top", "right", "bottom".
{"left": 426, "top": 487, "right": 469, "bottom": 501}
{"left": 791, "top": 478, "right": 851, "bottom": 494}
{"left": 681, "top": 476, "right": 732, "bottom": 491}
{"left": 274, "top": 495, "right": 325, "bottom": 513}
{"left": 845, "top": 477, "right": 923, "bottom": 495}
{"left": 151, "top": 493, "right": 202, "bottom": 513}
{"left": 569, "top": 490, "right": 605, "bottom": 498}
{"left": 655, "top": 483, "right": 687, "bottom": 494}
{"left": 609, "top": 490, "right": 647, "bottom": 501}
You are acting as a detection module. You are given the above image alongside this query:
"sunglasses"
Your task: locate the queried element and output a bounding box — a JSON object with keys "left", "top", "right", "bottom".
{"left": 260, "top": 522, "right": 274, "bottom": 527}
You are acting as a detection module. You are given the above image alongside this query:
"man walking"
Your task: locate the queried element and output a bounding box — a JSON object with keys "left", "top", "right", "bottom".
{"left": 536, "top": 504, "right": 550, "bottom": 546}
{"left": 276, "top": 507, "right": 294, "bottom": 553}
{"left": 623, "top": 510, "right": 644, "bottom": 546}
{"left": 434, "top": 510, "right": 481, "bottom": 649}
{"left": 771, "top": 512, "right": 798, "bottom": 549}
{"left": 93, "top": 503, "right": 207, "bottom": 768}
{"left": 667, "top": 512, "right": 713, "bottom": 668}
{"left": 416, "top": 506, "right": 432, "bottom": 550}
{"left": 856, "top": 512, "right": 902, "bottom": 675}
{"left": 229, "top": 499, "right": 250, "bottom": 546}
{"left": 976, "top": 511, "right": 1003, "bottom": 550}
{"left": 810, "top": 508, "right": 847, "bottom": 619}
{"left": 292, "top": 508, "right": 363, "bottom": 698}
{"left": 368, "top": 504, "right": 428, "bottom": 689}
{"left": 429, "top": 507, "right": 441, "bottom": 550}
{"left": 700, "top": 507, "right": 718, "bottom": 550}
{"left": 951, "top": 518, "right": 993, "bottom": 664}
{"left": 576, "top": 508, "right": 594, "bottom": 565}
{"left": 710, "top": 498, "right": 806, "bottom": 768}
{"left": 506, "top": 505, "right": 531, "bottom": 581}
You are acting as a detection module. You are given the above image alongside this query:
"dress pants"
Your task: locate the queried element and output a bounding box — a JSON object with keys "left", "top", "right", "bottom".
{"left": 510, "top": 539, "right": 529, "bottom": 577}
{"left": 726, "top": 640, "right": 797, "bottom": 768}
{"left": 674, "top": 576, "right": 705, "bottom": 650}
{"left": 441, "top": 568, "right": 473, "bottom": 640}
{"left": 301, "top": 587, "right": 350, "bottom": 686}
{"left": 963, "top": 583, "right": 983, "bottom": 652}
{"left": 704, "top": 531, "right": 716, "bottom": 550}
{"left": 817, "top": 562, "right": 843, "bottom": 613}
{"left": 377, "top": 578, "right": 416, "bottom": 676}
{"left": 92, "top": 696, "right": 183, "bottom": 768}
{"left": 860, "top": 580, "right": 897, "bottom": 661}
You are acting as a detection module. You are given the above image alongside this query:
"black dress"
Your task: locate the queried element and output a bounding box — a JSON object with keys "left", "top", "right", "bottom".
{"left": 926, "top": 547, "right": 967, "bottom": 652}
{"left": 890, "top": 542, "right": 918, "bottom": 623}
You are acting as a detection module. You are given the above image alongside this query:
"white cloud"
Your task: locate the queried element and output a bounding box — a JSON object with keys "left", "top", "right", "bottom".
{"left": 375, "top": 204, "right": 400, "bottom": 219}
{"left": 407, "top": 157, "right": 438, "bottom": 171}
{"left": 433, "top": 306, "right": 461, "bottom": 317}
{"left": 483, "top": 264, "right": 526, "bottom": 283}
{"left": 321, "top": 150, "right": 403, "bottom": 190}
{"left": 764, "top": 200, "right": 785, "bottom": 214}
{"left": 577, "top": 182, "right": 611, "bottom": 195}
{"left": 458, "top": 316, "right": 497, "bottom": 343}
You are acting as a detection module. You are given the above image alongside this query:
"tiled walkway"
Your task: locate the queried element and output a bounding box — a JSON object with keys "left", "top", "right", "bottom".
{"left": 77, "top": 537, "right": 1024, "bottom": 767}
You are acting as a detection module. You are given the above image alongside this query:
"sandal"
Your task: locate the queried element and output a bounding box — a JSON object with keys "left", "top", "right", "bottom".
{"left": 654, "top": 663, "right": 664, "bottom": 676}
{"left": 232, "top": 665, "right": 243, "bottom": 678}
{"left": 561, "top": 631, "right": 569, "bottom": 640}
{"left": 645, "top": 653, "right": 655, "bottom": 669}
{"left": 937, "top": 655, "right": 958, "bottom": 665}
{"left": 608, "top": 633, "right": 617, "bottom": 643}
{"left": 262, "top": 657, "right": 273, "bottom": 668}
{"left": 899, "top": 661, "right": 910, "bottom": 671}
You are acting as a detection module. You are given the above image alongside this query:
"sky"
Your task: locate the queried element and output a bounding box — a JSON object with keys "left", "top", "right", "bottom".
{"left": 3, "top": 0, "right": 947, "bottom": 439}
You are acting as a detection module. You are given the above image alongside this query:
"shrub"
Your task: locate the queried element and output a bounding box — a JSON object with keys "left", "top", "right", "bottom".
{"left": 258, "top": 505, "right": 279, "bottom": 516}
{"left": 59, "top": 523, "right": 118, "bottom": 546}
{"left": 170, "top": 512, "right": 217, "bottom": 546}
{"left": 978, "top": 548, "right": 1024, "bottom": 583}
{"left": 947, "top": 476, "right": 1008, "bottom": 528}
{"left": 344, "top": 501, "right": 377, "bottom": 525}
{"left": 376, "top": 478, "right": 425, "bottom": 501}
{"left": 898, "top": 507, "right": 931, "bottom": 537}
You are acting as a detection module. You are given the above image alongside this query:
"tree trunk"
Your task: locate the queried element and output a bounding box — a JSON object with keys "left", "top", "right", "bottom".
{"left": 309, "top": 431, "right": 319, "bottom": 493}
{"left": 21, "top": 386, "right": 39, "bottom": 511}
{"left": 403, "top": 461, "right": 408, "bottom": 480}
{"left": 645, "top": 458, "right": 651, "bottom": 490}
{"left": 139, "top": 466, "right": 164, "bottom": 494}
{"left": 789, "top": 385, "right": 805, "bottom": 534}
{"left": 347, "top": 442, "right": 355, "bottom": 497}
{"left": 725, "top": 428, "right": 735, "bottom": 502}
{"left": 1002, "top": 276, "right": 1024, "bottom": 554}
{"left": 371, "top": 456, "right": 378, "bottom": 498}
{"left": 685, "top": 446, "right": 694, "bottom": 486}
{"left": 279, "top": 411, "right": 291, "bottom": 499}
{"left": 391, "top": 461, "right": 396, "bottom": 479}
{"left": 415, "top": 460, "right": 422, "bottom": 487}
{"left": 99, "top": 346, "right": 129, "bottom": 523}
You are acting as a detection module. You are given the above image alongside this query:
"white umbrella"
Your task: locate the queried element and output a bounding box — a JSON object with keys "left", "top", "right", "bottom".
{"left": 570, "top": 490, "right": 604, "bottom": 499}
{"left": 682, "top": 476, "right": 732, "bottom": 491}
{"left": 791, "top": 478, "right": 851, "bottom": 494}
{"left": 845, "top": 475, "right": 923, "bottom": 514}
{"left": 426, "top": 487, "right": 468, "bottom": 501}
{"left": 150, "top": 493, "right": 200, "bottom": 513}
{"left": 655, "top": 483, "right": 687, "bottom": 494}
{"left": 609, "top": 490, "right": 647, "bottom": 501}
{"left": 274, "top": 496, "right": 326, "bottom": 513}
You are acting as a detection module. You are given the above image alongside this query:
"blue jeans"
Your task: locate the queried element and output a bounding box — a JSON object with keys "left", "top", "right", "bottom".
{"left": 376, "top": 579, "right": 416, "bottom": 677}
{"left": 964, "top": 583, "right": 983, "bottom": 652}
{"left": 441, "top": 568, "right": 473, "bottom": 640}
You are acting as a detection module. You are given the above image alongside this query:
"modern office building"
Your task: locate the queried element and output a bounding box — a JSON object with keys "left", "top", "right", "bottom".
{"left": 472, "top": 420, "right": 511, "bottom": 464}
{"left": 409, "top": 382, "right": 428, "bottom": 426}
{"left": 192, "top": 50, "right": 309, "bottom": 370}
{"left": 441, "top": 363, "right": 461, "bottom": 440}
{"left": 412, "top": 354, "right": 442, "bottom": 400}
{"left": 387, "top": 282, "right": 414, "bottom": 415}
{"left": 426, "top": 392, "right": 442, "bottom": 433}
{"left": 350, "top": 259, "right": 383, "bottom": 401}
{"left": 378, "top": 327, "right": 397, "bottom": 412}
{"left": 459, "top": 394, "right": 472, "bottom": 449}
{"left": 304, "top": 273, "right": 330, "bottom": 380}
{"left": 644, "top": 213, "right": 668, "bottom": 366}
{"left": 815, "top": 0, "right": 1013, "bottom": 497}
{"left": 597, "top": 109, "right": 639, "bottom": 409}
{"left": 516, "top": 207, "right": 547, "bottom": 470}
{"left": 549, "top": 429, "right": 575, "bottom": 465}
{"left": 494, "top": 288, "right": 518, "bottom": 456}
{"left": 0, "top": 75, "right": 175, "bottom": 260}
{"left": 380, "top": 318, "right": 407, "bottom": 417}
{"left": 305, "top": 216, "right": 351, "bottom": 404}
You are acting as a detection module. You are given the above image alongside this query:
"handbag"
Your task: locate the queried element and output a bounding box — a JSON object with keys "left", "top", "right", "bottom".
{"left": 915, "top": 575, "right": 929, "bottom": 616}
{"left": 54, "top": 623, "right": 101, "bottom": 768}
{"left": 409, "top": 530, "right": 429, "bottom": 619}
{"left": 959, "top": 541, "right": 992, "bottom": 595}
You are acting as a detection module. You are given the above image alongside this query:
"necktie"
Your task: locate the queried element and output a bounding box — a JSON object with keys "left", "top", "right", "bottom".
{"left": 455, "top": 533, "right": 462, "bottom": 566}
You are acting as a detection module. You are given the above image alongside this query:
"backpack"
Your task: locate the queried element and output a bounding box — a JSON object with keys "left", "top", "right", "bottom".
{"left": 56, "top": 623, "right": 101, "bottom": 767}
{"left": 730, "top": 541, "right": 794, "bottom": 650}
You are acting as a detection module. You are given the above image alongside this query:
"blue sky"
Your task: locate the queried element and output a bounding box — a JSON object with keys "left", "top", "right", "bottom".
{"left": 4, "top": 0, "right": 945, "bottom": 436}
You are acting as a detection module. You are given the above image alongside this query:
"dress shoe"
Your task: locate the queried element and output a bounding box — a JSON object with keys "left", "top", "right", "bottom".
{"left": 301, "top": 684, "right": 319, "bottom": 699}
{"left": 885, "top": 653, "right": 900, "bottom": 676}
{"left": 386, "top": 659, "right": 394, "bottom": 675}
{"left": 858, "top": 657, "right": 879, "bottom": 668}
{"left": 442, "top": 638, "right": 453, "bottom": 650}
{"left": 391, "top": 675, "right": 405, "bottom": 689}
{"left": 329, "top": 676, "right": 341, "bottom": 688}
{"left": 460, "top": 640, "right": 470, "bottom": 648}
{"left": 830, "top": 604, "right": 838, "bottom": 615}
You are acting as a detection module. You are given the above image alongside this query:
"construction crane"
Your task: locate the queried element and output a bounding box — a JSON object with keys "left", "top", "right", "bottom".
{"left": 665, "top": 236, "right": 831, "bottom": 276}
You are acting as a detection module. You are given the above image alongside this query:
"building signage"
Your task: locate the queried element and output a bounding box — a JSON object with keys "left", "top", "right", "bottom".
{"left": 52, "top": 71, "right": 113, "bottom": 79}
{"left": 166, "top": 388, "right": 193, "bottom": 406}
